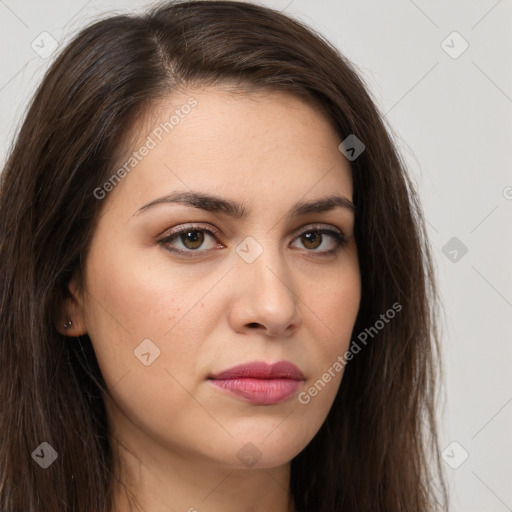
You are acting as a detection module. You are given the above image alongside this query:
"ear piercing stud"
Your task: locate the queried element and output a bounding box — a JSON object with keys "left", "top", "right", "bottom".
{"left": 63, "top": 320, "right": 73, "bottom": 329}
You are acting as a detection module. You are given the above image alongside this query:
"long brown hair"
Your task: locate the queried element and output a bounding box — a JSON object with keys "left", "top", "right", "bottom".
{"left": 0, "top": 1, "right": 448, "bottom": 510}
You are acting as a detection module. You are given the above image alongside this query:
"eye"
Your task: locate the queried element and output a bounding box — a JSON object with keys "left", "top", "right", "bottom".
{"left": 290, "top": 225, "right": 349, "bottom": 254}
{"left": 159, "top": 224, "right": 222, "bottom": 256}
{"left": 158, "top": 223, "right": 349, "bottom": 257}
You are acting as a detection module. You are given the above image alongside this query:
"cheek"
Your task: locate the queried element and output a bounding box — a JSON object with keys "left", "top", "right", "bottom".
{"left": 80, "top": 244, "right": 218, "bottom": 449}
{"left": 310, "top": 259, "right": 361, "bottom": 352}
{"left": 299, "top": 261, "right": 360, "bottom": 411}
{"left": 81, "top": 241, "right": 225, "bottom": 385}
{"left": 84, "top": 236, "right": 198, "bottom": 339}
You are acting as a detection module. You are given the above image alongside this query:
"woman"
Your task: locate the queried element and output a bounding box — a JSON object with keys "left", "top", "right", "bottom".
{"left": 0, "top": 1, "right": 448, "bottom": 510}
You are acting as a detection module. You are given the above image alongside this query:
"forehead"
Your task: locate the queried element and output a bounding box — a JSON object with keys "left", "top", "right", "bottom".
{"left": 104, "top": 85, "right": 353, "bottom": 215}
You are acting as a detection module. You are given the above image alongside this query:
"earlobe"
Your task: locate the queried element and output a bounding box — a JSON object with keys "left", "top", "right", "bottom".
{"left": 55, "top": 303, "right": 88, "bottom": 336}
{"left": 54, "top": 273, "right": 88, "bottom": 336}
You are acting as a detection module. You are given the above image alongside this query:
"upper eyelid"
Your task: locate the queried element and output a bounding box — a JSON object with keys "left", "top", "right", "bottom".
{"left": 161, "top": 223, "right": 220, "bottom": 239}
{"left": 159, "top": 224, "right": 349, "bottom": 259}
{"left": 162, "top": 222, "right": 345, "bottom": 239}
{"left": 160, "top": 223, "right": 346, "bottom": 250}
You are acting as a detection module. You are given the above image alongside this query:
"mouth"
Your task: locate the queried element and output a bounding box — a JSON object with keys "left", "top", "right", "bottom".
{"left": 208, "top": 360, "right": 305, "bottom": 405}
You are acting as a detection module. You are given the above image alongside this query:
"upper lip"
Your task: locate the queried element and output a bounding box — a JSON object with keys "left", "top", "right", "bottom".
{"left": 209, "top": 360, "right": 304, "bottom": 380}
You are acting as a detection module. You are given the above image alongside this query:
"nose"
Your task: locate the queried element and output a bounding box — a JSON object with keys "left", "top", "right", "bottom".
{"left": 228, "top": 244, "right": 302, "bottom": 338}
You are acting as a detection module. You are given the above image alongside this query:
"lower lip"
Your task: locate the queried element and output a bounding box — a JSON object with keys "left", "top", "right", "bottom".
{"left": 209, "top": 378, "right": 303, "bottom": 405}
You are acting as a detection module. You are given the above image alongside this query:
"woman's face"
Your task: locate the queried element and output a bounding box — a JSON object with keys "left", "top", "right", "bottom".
{"left": 65, "top": 86, "right": 360, "bottom": 471}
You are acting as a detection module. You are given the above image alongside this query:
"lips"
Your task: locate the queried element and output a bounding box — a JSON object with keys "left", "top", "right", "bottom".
{"left": 208, "top": 361, "right": 305, "bottom": 405}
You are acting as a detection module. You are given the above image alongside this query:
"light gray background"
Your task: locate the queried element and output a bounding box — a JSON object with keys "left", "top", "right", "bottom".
{"left": 1, "top": 1, "right": 511, "bottom": 510}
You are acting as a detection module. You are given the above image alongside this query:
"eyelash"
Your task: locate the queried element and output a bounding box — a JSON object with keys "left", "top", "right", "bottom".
{"left": 158, "top": 223, "right": 349, "bottom": 258}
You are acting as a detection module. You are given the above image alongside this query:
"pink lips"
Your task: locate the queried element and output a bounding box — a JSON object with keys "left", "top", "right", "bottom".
{"left": 208, "top": 361, "right": 305, "bottom": 405}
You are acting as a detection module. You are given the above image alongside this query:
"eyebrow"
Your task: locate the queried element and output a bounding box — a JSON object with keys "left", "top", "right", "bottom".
{"left": 133, "top": 191, "right": 356, "bottom": 218}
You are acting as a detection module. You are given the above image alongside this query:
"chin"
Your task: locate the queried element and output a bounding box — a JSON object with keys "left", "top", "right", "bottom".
{"left": 220, "top": 429, "right": 311, "bottom": 470}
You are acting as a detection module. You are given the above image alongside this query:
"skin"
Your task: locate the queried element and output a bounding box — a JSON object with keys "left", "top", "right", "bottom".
{"left": 57, "top": 86, "right": 361, "bottom": 512}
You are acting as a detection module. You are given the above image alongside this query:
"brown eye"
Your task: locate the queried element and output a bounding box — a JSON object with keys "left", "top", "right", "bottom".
{"left": 180, "top": 230, "right": 205, "bottom": 250}
{"left": 159, "top": 224, "right": 221, "bottom": 256}
{"left": 291, "top": 227, "right": 349, "bottom": 254}
{"left": 300, "top": 232, "right": 322, "bottom": 250}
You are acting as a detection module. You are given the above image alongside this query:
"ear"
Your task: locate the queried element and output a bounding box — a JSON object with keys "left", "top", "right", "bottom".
{"left": 54, "top": 271, "right": 88, "bottom": 336}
